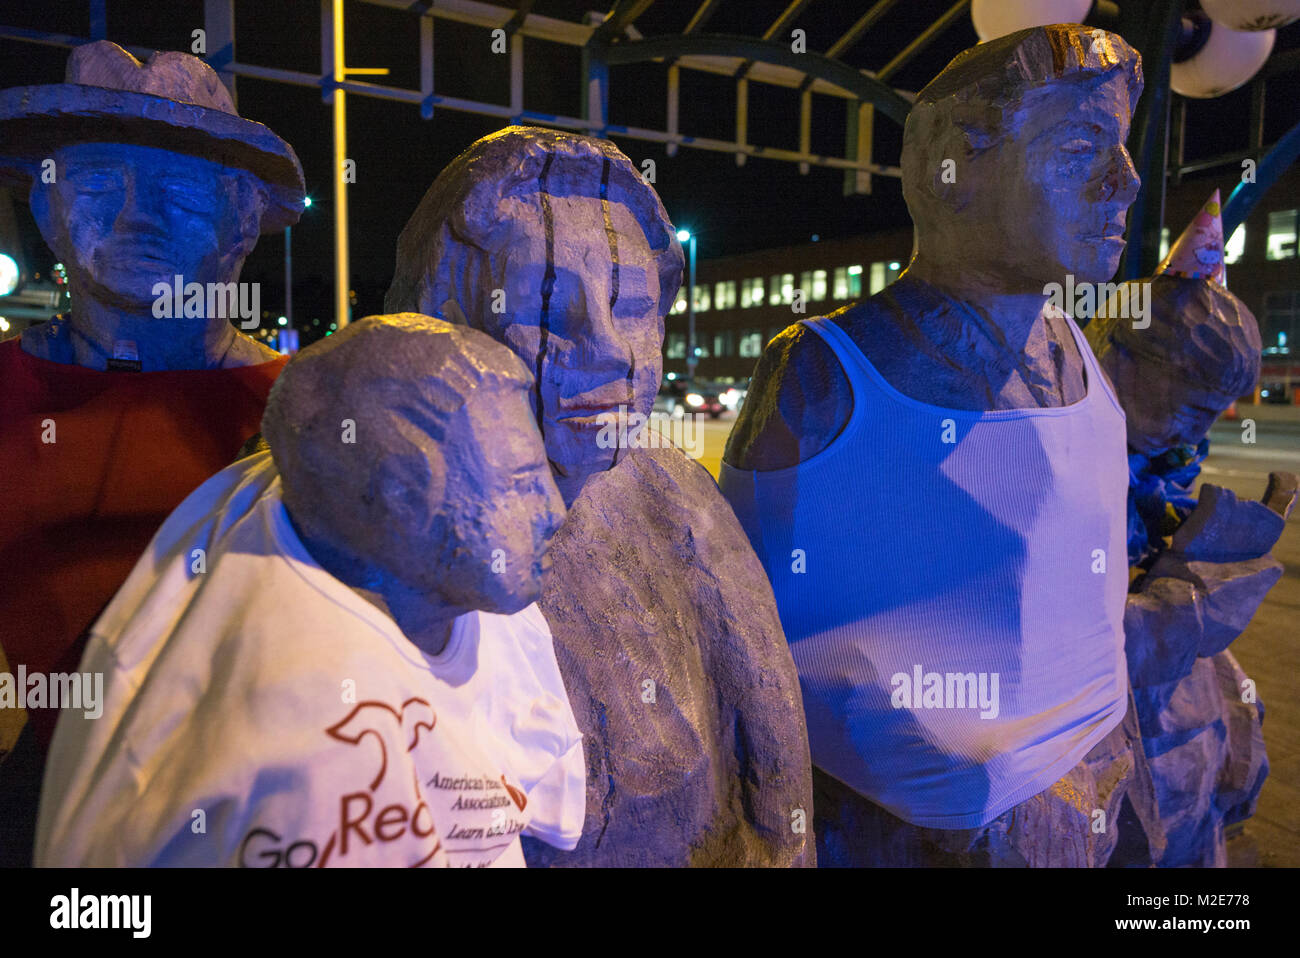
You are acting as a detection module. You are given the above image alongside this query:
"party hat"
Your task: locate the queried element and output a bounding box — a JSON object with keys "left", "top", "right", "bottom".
{"left": 1157, "top": 190, "right": 1226, "bottom": 286}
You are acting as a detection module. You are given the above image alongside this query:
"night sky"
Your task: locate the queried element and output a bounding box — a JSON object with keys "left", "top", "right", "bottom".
{"left": 3, "top": 0, "right": 1299, "bottom": 327}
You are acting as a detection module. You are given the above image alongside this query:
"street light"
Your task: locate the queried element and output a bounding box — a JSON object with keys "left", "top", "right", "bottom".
{"left": 0, "top": 252, "right": 19, "bottom": 297}
{"left": 285, "top": 195, "right": 313, "bottom": 328}
{"left": 676, "top": 228, "right": 697, "bottom": 383}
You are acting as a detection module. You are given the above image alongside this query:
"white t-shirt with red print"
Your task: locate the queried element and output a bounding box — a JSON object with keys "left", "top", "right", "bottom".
{"left": 35, "top": 451, "right": 585, "bottom": 868}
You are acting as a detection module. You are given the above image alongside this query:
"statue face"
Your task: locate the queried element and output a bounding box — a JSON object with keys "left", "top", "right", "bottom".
{"left": 357, "top": 375, "right": 565, "bottom": 615}
{"left": 966, "top": 75, "right": 1139, "bottom": 287}
{"left": 481, "top": 194, "right": 663, "bottom": 501}
{"left": 1102, "top": 350, "right": 1231, "bottom": 454}
{"left": 38, "top": 141, "right": 253, "bottom": 309}
{"left": 439, "top": 382, "right": 567, "bottom": 613}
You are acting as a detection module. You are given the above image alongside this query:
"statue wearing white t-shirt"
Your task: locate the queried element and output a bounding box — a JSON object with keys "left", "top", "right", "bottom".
{"left": 37, "top": 314, "right": 586, "bottom": 867}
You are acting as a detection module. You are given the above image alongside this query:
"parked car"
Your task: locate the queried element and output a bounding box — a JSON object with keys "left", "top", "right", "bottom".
{"left": 654, "top": 379, "right": 724, "bottom": 418}
{"left": 1259, "top": 382, "right": 1291, "bottom": 405}
{"left": 716, "top": 382, "right": 747, "bottom": 412}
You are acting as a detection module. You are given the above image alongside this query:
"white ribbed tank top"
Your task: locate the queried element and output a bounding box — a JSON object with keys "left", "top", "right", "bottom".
{"left": 719, "top": 314, "right": 1130, "bottom": 828}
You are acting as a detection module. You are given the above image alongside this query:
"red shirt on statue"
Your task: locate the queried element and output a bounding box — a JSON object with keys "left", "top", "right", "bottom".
{"left": 0, "top": 336, "right": 287, "bottom": 750}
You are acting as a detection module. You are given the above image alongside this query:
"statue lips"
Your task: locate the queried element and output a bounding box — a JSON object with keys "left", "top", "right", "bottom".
{"left": 98, "top": 240, "right": 176, "bottom": 274}
{"left": 1080, "top": 217, "right": 1128, "bottom": 244}
{"left": 554, "top": 379, "right": 637, "bottom": 421}
{"left": 555, "top": 397, "right": 625, "bottom": 424}
{"left": 554, "top": 406, "right": 608, "bottom": 423}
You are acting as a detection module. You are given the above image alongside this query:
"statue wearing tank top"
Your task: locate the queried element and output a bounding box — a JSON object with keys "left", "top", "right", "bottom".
{"left": 722, "top": 25, "right": 1168, "bottom": 866}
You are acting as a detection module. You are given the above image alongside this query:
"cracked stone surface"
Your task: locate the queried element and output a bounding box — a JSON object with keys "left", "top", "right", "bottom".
{"left": 521, "top": 444, "right": 814, "bottom": 867}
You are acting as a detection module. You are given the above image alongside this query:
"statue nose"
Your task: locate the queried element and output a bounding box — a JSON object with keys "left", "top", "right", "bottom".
{"left": 1101, "top": 145, "right": 1140, "bottom": 206}
{"left": 113, "top": 176, "right": 169, "bottom": 232}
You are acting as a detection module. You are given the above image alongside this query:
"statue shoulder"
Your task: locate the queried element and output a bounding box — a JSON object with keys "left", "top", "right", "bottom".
{"left": 723, "top": 307, "right": 867, "bottom": 471}
{"left": 223, "top": 332, "right": 281, "bottom": 367}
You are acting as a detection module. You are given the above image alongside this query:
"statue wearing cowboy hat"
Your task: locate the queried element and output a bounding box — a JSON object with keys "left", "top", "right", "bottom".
{"left": 0, "top": 40, "right": 305, "bottom": 864}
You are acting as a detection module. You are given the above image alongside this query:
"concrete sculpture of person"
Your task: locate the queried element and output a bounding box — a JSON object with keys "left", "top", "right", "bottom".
{"left": 0, "top": 40, "right": 304, "bottom": 863}
{"left": 37, "top": 314, "right": 586, "bottom": 867}
{"left": 386, "top": 126, "right": 815, "bottom": 867}
{"left": 720, "top": 25, "right": 1165, "bottom": 866}
{"left": 1087, "top": 193, "right": 1296, "bottom": 866}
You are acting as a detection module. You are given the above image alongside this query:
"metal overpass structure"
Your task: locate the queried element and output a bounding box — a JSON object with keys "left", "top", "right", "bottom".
{"left": 1, "top": 0, "right": 1298, "bottom": 327}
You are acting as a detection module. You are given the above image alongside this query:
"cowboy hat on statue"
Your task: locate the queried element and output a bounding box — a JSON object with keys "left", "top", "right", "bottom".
{"left": 0, "top": 40, "right": 305, "bottom": 865}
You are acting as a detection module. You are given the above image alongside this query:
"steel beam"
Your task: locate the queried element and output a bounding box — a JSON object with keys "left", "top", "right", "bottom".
{"left": 736, "top": 0, "right": 815, "bottom": 79}
{"left": 90, "top": 0, "right": 106, "bottom": 41}
{"left": 596, "top": 0, "right": 656, "bottom": 42}
{"left": 875, "top": 0, "right": 969, "bottom": 83}
{"left": 1118, "top": 0, "right": 1184, "bottom": 280}
{"left": 827, "top": 0, "right": 898, "bottom": 60}
{"left": 420, "top": 13, "right": 434, "bottom": 118}
{"left": 605, "top": 33, "right": 913, "bottom": 126}
{"left": 204, "top": 0, "right": 238, "bottom": 104}
{"left": 502, "top": 0, "right": 533, "bottom": 37}
{"left": 1224, "top": 119, "right": 1300, "bottom": 239}
{"left": 683, "top": 0, "right": 722, "bottom": 35}
{"left": 323, "top": 0, "right": 350, "bottom": 329}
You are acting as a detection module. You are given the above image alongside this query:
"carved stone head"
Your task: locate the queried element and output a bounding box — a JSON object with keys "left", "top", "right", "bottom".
{"left": 386, "top": 126, "right": 684, "bottom": 505}
{"left": 1092, "top": 276, "right": 1262, "bottom": 453}
{"left": 0, "top": 40, "right": 304, "bottom": 313}
{"left": 263, "top": 313, "right": 565, "bottom": 616}
{"left": 30, "top": 143, "right": 267, "bottom": 311}
{"left": 902, "top": 25, "right": 1144, "bottom": 289}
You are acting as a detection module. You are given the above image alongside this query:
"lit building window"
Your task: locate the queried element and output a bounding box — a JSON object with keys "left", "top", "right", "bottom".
{"left": 1262, "top": 291, "right": 1298, "bottom": 356}
{"left": 670, "top": 290, "right": 687, "bottom": 315}
{"left": 713, "top": 330, "right": 735, "bottom": 357}
{"left": 738, "top": 328, "right": 764, "bottom": 358}
{"left": 870, "top": 262, "right": 886, "bottom": 294}
{"left": 798, "top": 270, "right": 828, "bottom": 302}
{"left": 714, "top": 280, "right": 737, "bottom": 309}
{"left": 1267, "top": 209, "right": 1297, "bottom": 261}
{"left": 741, "top": 277, "right": 765, "bottom": 308}
{"left": 868, "top": 260, "right": 903, "bottom": 294}
{"left": 665, "top": 332, "right": 686, "bottom": 358}
{"left": 769, "top": 273, "right": 794, "bottom": 305}
{"left": 1225, "top": 224, "right": 1245, "bottom": 265}
{"left": 1159, "top": 227, "right": 1170, "bottom": 262}
{"left": 692, "top": 284, "right": 710, "bottom": 312}
{"left": 833, "top": 266, "right": 863, "bottom": 300}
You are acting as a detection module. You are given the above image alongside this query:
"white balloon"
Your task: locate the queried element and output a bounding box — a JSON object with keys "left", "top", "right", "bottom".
{"left": 971, "top": 0, "right": 1092, "bottom": 42}
{"left": 1202, "top": 0, "right": 1300, "bottom": 31}
{"left": 1171, "top": 23, "right": 1275, "bottom": 99}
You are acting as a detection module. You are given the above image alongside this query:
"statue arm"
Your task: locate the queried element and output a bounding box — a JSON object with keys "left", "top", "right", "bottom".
{"left": 1124, "top": 472, "right": 1297, "bottom": 689}
{"left": 723, "top": 322, "right": 855, "bottom": 472}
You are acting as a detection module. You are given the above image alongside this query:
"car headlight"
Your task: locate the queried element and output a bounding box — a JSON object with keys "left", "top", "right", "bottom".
{"left": 685, "top": 393, "right": 705, "bottom": 408}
